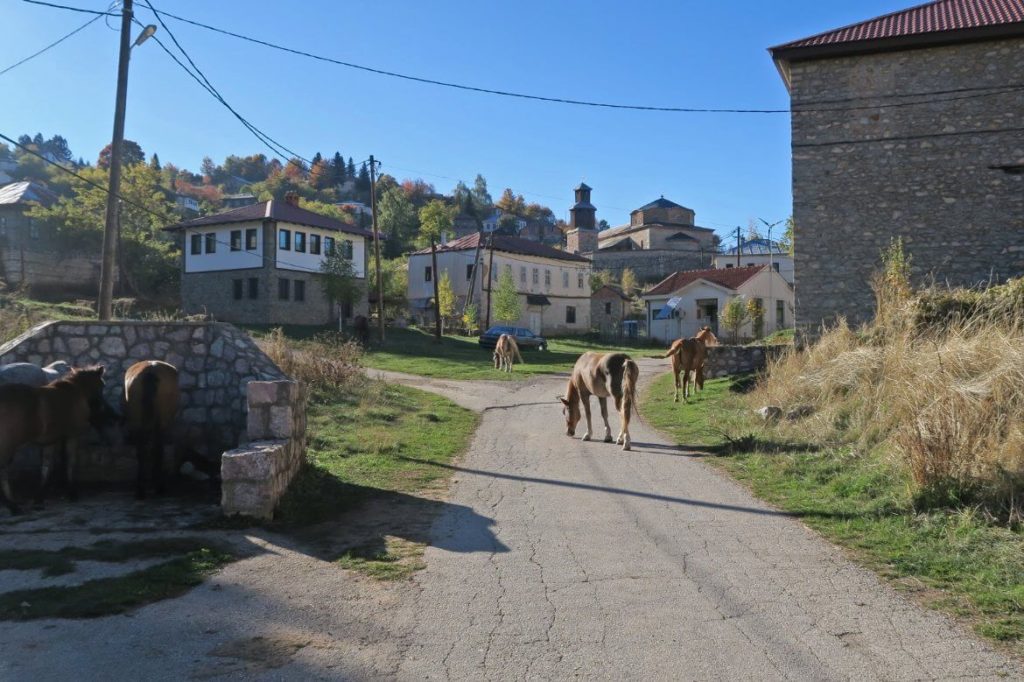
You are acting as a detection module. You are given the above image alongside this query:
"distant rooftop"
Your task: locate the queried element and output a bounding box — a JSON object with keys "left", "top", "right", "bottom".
{"left": 722, "top": 238, "right": 788, "bottom": 256}
{"left": 412, "top": 233, "right": 590, "bottom": 263}
{"left": 645, "top": 265, "right": 766, "bottom": 297}
{"left": 0, "top": 181, "right": 58, "bottom": 207}
{"left": 634, "top": 196, "right": 690, "bottom": 213}
{"left": 165, "top": 198, "right": 373, "bottom": 237}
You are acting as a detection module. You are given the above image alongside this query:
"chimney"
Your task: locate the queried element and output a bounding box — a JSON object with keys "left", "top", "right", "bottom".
{"left": 284, "top": 191, "right": 300, "bottom": 207}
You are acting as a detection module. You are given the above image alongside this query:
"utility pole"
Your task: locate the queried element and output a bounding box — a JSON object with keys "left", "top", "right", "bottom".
{"left": 484, "top": 233, "right": 495, "bottom": 329}
{"left": 98, "top": 0, "right": 134, "bottom": 320}
{"left": 734, "top": 226, "right": 742, "bottom": 268}
{"left": 369, "top": 155, "right": 385, "bottom": 343}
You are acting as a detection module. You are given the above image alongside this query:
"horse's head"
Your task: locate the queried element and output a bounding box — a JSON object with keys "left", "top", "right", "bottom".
{"left": 697, "top": 327, "right": 719, "bottom": 346}
{"left": 66, "top": 365, "right": 109, "bottom": 426}
{"left": 558, "top": 394, "right": 581, "bottom": 437}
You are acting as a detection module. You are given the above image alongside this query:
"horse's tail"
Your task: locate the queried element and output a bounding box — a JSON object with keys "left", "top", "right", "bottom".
{"left": 622, "top": 358, "right": 640, "bottom": 418}
{"left": 141, "top": 369, "right": 160, "bottom": 429}
{"left": 656, "top": 341, "right": 682, "bottom": 359}
{"left": 512, "top": 338, "right": 525, "bottom": 365}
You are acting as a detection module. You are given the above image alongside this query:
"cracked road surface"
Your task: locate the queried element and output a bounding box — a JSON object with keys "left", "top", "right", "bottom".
{"left": 1, "top": 358, "right": 1020, "bottom": 680}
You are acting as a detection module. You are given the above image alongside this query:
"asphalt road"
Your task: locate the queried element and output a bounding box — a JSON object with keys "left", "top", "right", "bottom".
{"left": 1, "top": 358, "right": 1019, "bottom": 680}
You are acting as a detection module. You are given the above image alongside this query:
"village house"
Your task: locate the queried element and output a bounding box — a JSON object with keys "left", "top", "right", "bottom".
{"left": 642, "top": 265, "right": 793, "bottom": 343}
{"left": 770, "top": 0, "right": 1024, "bottom": 336}
{"left": 565, "top": 185, "right": 718, "bottom": 285}
{"left": 166, "top": 193, "right": 372, "bottom": 326}
{"left": 590, "top": 283, "right": 634, "bottom": 337}
{"left": 407, "top": 233, "right": 592, "bottom": 335}
{"left": 0, "top": 180, "right": 101, "bottom": 293}
{"left": 713, "top": 238, "right": 794, "bottom": 284}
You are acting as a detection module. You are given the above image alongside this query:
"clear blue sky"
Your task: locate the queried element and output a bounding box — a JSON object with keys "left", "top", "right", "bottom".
{"left": 2, "top": 0, "right": 907, "bottom": 240}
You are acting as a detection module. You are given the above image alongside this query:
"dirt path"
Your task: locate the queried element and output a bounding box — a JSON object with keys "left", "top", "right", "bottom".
{"left": 1, "top": 360, "right": 1020, "bottom": 680}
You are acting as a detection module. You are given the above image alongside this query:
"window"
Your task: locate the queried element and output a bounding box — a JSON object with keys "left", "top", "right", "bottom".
{"left": 342, "top": 239, "right": 353, "bottom": 259}
{"left": 232, "top": 279, "right": 243, "bottom": 300}
{"left": 205, "top": 232, "right": 216, "bottom": 253}
{"left": 324, "top": 236, "right": 335, "bottom": 256}
{"left": 278, "top": 278, "right": 290, "bottom": 300}
{"left": 279, "top": 228, "right": 291, "bottom": 250}
{"left": 230, "top": 230, "right": 242, "bottom": 251}
{"left": 520, "top": 266, "right": 526, "bottom": 284}
{"left": 466, "top": 264, "right": 475, "bottom": 281}
{"left": 544, "top": 270, "right": 551, "bottom": 288}
{"left": 294, "top": 280, "right": 305, "bottom": 302}
{"left": 578, "top": 272, "right": 584, "bottom": 289}
{"left": 725, "top": 263, "right": 734, "bottom": 268}
{"left": 247, "top": 277, "right": 258, "bottom": 299}
{"left": 294, "top": 231, "right": 306, "bottom": 253}
{"left": 310, "top": 234, "right": 321, "bottom": 255}
{"left": 28, "top": 218, "right": 38, "bottom": 240}
{"left": 776, "top": 300, "right": 785, "bottom": 327}
{"left": 566, "top": 306, "right": 576, "bottom": 324}
{"left": 532, "top": 268, "right": 539, "bottom": 285}
{"left": 605, "top": 302, "right": 612, "bottom": 315}
{"left": 747, "top": 262, "right": 755, "bottom": 267}
{"left": 773, "top": 262, "right": 780, "bottom": 272}
{"left": 245, "top": 228, "right": 258, "bottom": 251}
{"left": 562, "top": 271, "right": 569, "bottom": 288}
{"left": 425, "top": 266, "right": 432, "bottom": 282}
{"left": 190, "top": 234, "right": 202, "bottom": 255}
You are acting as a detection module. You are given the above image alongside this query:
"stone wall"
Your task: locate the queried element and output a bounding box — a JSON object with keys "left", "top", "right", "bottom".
{"left": 788, "top": 37, "right": 1024, "bottom": 338}
{"left": 0, "top": 320, "right": 286, "bottom": 457}
{"left": 591, "top": 249, "right": 709, "bottom": 285}
{"left": 221, "top": 380, "right": 307, "bottom": 519}
{"left": 704, "top": 344, "right": 788, "bottom": 379}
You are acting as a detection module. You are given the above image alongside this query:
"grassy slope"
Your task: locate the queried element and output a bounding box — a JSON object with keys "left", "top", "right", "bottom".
{"left": 361, "top": 327, "right": 657, "bottom": 380}
{"left": 640, "top": 371, "right": 1024, "bottom": 654}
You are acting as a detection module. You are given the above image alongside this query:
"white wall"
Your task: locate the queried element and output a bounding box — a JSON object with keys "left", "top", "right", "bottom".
{"left": 184, "top": 222, "right": 263, "bottom": 273}
{"left": 274, "top": 221, "right": 366, "bottom": 278}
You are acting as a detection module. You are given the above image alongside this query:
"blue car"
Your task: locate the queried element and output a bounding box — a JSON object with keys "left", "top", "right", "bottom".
{"left": 478, "top": 326, "right": 547, "bottom": 351}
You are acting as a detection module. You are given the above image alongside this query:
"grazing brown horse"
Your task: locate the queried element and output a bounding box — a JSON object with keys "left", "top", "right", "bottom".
{"left": 659, "top": 326, "right": 718, "bottom": 402}
{"left": 493, "top": 333, "right": 524, "bottom": 373}
{"left": 560, "top": 352, "right": 639, "bottom": 451}
{"left": 124, "top": 361, "right": 179, "bottom": 499}
{"left": 0, "top": 366, "right": 106, "bottom": 514}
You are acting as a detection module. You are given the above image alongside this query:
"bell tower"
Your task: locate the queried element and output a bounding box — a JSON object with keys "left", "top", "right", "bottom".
{"left": 567, "top": 182, "right": 598, "bottom": 254}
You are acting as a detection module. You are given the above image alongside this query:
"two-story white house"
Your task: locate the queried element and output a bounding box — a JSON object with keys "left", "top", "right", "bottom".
{"left": 408, "top": 233, "right": 592, "bottom": 335}
{"left": 166, "top": 193, "right": 373, "bottom": 326}
{"left": 642, "top": 265, "right": 794, "bottom": 343}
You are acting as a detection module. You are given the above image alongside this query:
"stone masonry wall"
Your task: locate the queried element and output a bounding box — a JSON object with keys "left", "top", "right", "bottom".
{"left": 591, "top": 249, "right": 707, "bottom": 285}
{"left": 788, "top": 37, "right": 1024, "bottom": 338}
{"left": 221, "top": 380, "right": 307, "bottom": 519}
{"left": 0, "top": 321, "right": 286, "bottom": 459}
{"left": 704, "top": 344, "right": 788, "bottom": 379}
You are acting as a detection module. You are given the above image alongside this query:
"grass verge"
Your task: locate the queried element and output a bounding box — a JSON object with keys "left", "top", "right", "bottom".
{"left": 335, "top": 537, "right": 427, "bottom": 581}
{"left": 361, "top": 327, "right": 657, "bottom": 381}
{"left": 640, "top": 371, "right": 1024, "bottom": 655}
{"left": 0, "top": 537, "right": 226, "bottom": 577}
{"left": 0, "top": 546, "right": 233, "bottom": 621}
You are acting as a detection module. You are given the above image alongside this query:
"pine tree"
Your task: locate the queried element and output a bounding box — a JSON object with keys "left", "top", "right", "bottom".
{"left": 347, "top": 157, "right": 356, "bottom": 179}
{"left": 311, "top": 151, "right": 323, "bottom": 167}
{"left": 356, "top": 163, "right": 371, "bottom": 192}
{"left": 332, "top": 152, "right": 346, "bottom": 184}
{"left": 149, "top": 153, "right": 161, "bottom": 171}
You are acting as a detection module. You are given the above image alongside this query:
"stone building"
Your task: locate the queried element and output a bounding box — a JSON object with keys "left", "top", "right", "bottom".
{"left": 565, "top": 186, "right": 718, "bottom": 285}
{"left": 407, "top": 233, "right": 592, "bottom": 335}
{"left": 0, "top": 181, "right": 101, "bottom": 294}
{"left": 591, "top": 284, "right": 633, "bottom": 336}
{"left": 770, "top": 0, "right": 1024, "bottom": 336}
{"left": 166, "top": 193, "right": 372, "bottom": 326}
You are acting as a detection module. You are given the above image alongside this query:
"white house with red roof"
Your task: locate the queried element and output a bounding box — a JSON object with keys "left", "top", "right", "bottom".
{"left": 408, "top": 233, "right": 592, "bottom": 335}
{"left": 642, "top": 265, "right": 793, "bottom": 343}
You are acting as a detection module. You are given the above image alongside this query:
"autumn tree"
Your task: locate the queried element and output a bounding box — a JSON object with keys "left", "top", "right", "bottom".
{"left": 747, "top": 298, "right": 765, "bottom": 340}
{"left": 437, "top": 271, "right": 456, "bottom": 333}
{"left": 309, "top": 158, "right": 332, "bottom": 190}
{"left": 320, "top": 246, "right": 364, "bottom": 331}
{"left": 98, "top": 139, "right": 144, "bottom": 169}
{"left": 620, "top": 268, "right": 638, "bottom": 297}
{"left": 493, "top": 267, "right": 521, "bottom": 324}
{"left": 417, "top": 200, "right": 456, "bottom": 341}
{"left": 496, "top": 188, "right": 526, "bottom": 216}
{"left": 721, "top": 296, "right": 750, "bottom": 343}
{"left": 370, "top": 256, "right": 409, "bottom": 320}
{"left": 283, "top": 157, "right": 306, "bottom": 180}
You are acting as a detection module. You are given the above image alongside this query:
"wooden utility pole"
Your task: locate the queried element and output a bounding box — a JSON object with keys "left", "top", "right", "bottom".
{"left": 484, "top": 233, "right": 495, "bottom": 329}
{"left": 734, "top": 226, "right": 743, "bottom": 268}
{"left": 98, "top": 0, "right": 134, "bottom": 320}
{"left": 369, "top": 155, "right": 385, "bottom": 343}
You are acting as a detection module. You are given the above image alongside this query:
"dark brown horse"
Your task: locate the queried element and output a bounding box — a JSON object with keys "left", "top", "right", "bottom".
{"left": 0, "top": 366, "right": 106, "bottom": 514}
{"left": 560, "top": 352, "right": 639, "bottom": 451}
{"left": 124, "top": 361, "right": 180, "bottom": 499}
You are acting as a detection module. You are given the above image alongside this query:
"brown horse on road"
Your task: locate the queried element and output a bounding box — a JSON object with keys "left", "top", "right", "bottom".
{"left": 560, "top": 352, "right": 639, "bottom": 451}
{"left": 124, "top": 361, "right": 180, "bottom": 500}
{"left": 658, "top": 326, "right": 718, "bottom": 402}
{"left": 0, "top": 365, "right": 106, "bottom": 515}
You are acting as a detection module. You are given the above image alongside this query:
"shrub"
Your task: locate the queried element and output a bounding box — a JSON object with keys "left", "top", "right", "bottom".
{"left": 259, "top": 328, "right": 365, "bottom": 393}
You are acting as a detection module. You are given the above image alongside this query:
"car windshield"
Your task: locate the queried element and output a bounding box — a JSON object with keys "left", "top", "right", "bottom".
{"left": 485, "top": 327, "right": 509, "bottom": 336}
{"left": 518, "top": 329, "right": 534, "bottom": 337}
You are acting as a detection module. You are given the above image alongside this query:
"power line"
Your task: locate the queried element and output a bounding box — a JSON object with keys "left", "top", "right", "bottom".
{"left": 22, "top": 0, "right": 115, "bottom": 15}
{"left": 0, "top": 13, "right": 101, "bottom": 77}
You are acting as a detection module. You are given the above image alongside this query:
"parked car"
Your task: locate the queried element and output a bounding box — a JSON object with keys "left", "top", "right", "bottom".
{"left": 478, "top": 326, "right": 547, "bottom": 351}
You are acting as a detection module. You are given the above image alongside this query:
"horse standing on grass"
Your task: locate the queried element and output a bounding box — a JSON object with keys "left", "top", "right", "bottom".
{"left": 0, "top": 366, "right": 106, "bottom": 515}
{"left": 658, "top": 326, "right": 718, "bottom": 402}
{"left": 124, "top": 361, "right": 179, "bottom": 500}
{"left": 559, "top": 352, "right": 639, "bottom": 451}
{"left": 493, "top": 333, "right": 525, "bottom": 373}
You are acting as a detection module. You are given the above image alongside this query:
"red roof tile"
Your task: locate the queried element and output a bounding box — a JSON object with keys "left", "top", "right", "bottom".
{"left": 413, "top": 233, "right": 591, "bottom": 263}
{"left": 644, "top": 266, "right": 766, "bottom": 297}
{"left": 772, "top": 0, "right": 1024, "bottom": 53}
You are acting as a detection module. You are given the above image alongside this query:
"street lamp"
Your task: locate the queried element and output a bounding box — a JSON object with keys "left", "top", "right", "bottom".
{"left": 759, "top": 218, "right": 784, "bottom": 331}
{"left": 98, "top": 2, "right": 155, "bottom": 320}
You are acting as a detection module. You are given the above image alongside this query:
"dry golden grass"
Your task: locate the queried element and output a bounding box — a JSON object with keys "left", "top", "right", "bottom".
{"left": 258, "top": 327, "right": 366, "bottom": 393}
{"left": 751, "top": 283, "right": 1024, "bottom": 522}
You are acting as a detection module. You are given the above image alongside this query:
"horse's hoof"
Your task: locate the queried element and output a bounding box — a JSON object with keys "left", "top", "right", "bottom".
{"left": 581, "top": 434, "right": 591, "bottom": 442}
{"left": 603, "top": 435, "right": 613, "bottom": 443}
{"left": 622, "top": 444, "right": 632, "bottom": 452}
